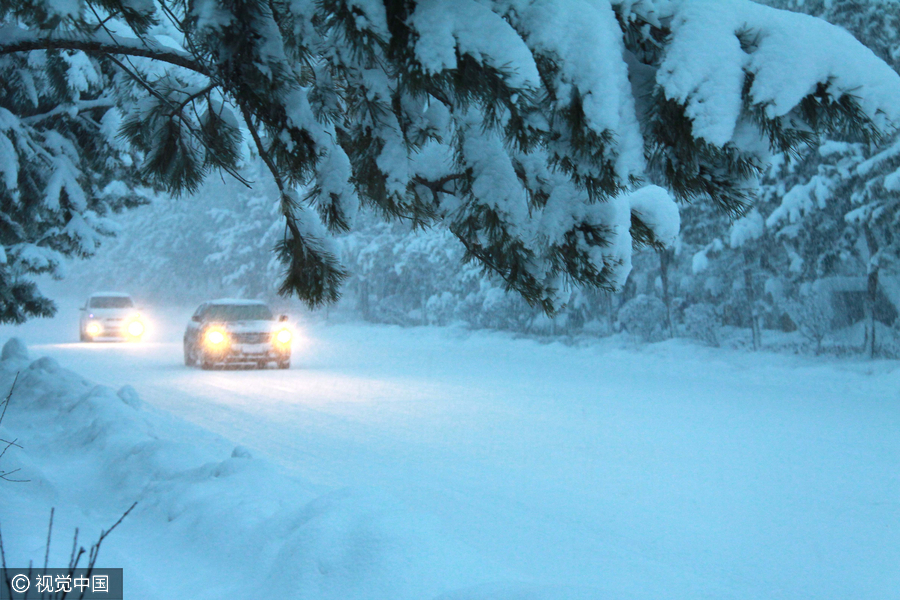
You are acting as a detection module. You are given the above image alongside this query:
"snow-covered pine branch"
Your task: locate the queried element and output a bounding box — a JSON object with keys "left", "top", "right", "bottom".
{"left": 1, "top": 0, "right": 899, "bottom": 318}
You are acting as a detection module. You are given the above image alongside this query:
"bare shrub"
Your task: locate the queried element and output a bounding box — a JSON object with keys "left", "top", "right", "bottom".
{"left": 0, "top": 374, "right": 25, "bottom": 483}
{"left": 683, "top": 303, "right": 721, "bottom": 347}
{"left": 786, "top": 292, "right": 834, "bottom": 355}
{"left": 618, "top": 294, "right": 668, "bottom": 342}
{"left": 1, "top": 503, "right": 136, "bottom": 599}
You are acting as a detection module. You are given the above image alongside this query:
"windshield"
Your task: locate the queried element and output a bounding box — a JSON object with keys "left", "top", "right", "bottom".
{"left": 203, "top": 304, "right": 273, "bottom": 322}
{"left": 90, "top": 296, "right": 134, "bottom": 309}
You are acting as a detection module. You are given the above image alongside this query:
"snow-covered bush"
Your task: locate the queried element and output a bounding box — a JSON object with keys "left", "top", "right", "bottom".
{"left": 618, "top": 295, "right": 668, "bottom": 342}
{"left": 458, "top": 283, "right": 535, "bottom": 332}
{"left": 66, "top": 173, "right": 284, "bottom": 303}
{"left": 341, "top": 217, "right": 471, "bottom": 326}
{"left": 341, "top": 212, "right": 625, "bottom": 334}
{"left": 683, "top": 303, "right": 721, "bottom": 347}
{"left": 879, "top": 319, "right": 900, "bottom": 359}
{"left": 785, "top": 292, "right": 834, "bottom": 354}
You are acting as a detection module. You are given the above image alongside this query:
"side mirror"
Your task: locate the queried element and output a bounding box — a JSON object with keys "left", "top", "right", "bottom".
{"left": 79, "top": 307, "right": 86, "bottom": 311}
{"left": 191, "top": 315, "right": 201, "bottom": 322}
{"left": 278, "top": 314, "right": 289, "bottom": 322}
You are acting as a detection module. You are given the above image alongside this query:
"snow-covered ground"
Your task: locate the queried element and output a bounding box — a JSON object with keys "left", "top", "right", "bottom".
{"left": 1, "top": 298, "right": 899, "bottom": 600}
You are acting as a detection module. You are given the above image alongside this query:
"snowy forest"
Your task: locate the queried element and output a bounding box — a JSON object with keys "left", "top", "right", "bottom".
{"left": 4, "top": 0, "right": 900, "bottom": 357}
{"left": 5, "top": 2, "right": 900, "bottom": 599}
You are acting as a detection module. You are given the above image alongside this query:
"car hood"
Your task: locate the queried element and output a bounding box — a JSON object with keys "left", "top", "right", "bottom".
{"left": 85, "top": 308, "right": 140, "bottom": 319}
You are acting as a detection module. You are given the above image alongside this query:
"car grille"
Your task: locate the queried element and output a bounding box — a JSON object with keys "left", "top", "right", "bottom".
{"left": 232, "top": 332, "right": 270, "bottom": 344}
{"left": 100, "top": 318, "right": 125, "bottom": 332}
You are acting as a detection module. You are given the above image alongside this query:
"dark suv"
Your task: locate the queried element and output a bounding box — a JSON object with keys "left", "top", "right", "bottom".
{"left": 183, "top": 299, "right": 292, "bottom": 369}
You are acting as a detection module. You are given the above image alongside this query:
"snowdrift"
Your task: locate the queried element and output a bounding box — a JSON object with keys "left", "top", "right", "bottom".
{"left": 0, "top": 338, "right": 527, "bottom": 600}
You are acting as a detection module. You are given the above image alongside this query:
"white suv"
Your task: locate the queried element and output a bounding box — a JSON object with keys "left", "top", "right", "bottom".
{"left": 79, "top": 292, "right": 145, "bottom": 341}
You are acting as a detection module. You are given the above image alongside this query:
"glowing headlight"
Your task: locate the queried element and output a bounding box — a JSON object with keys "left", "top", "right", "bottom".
{"left": 275, "top": 328, "right": 292, "bottom": 344}
{"left": 127, "top": 320, "right": 145, "bottom": 337}
{"left": 205, "top": 329, "right": 227, "bottom": 346}
{"left": 86, "top": 322, "right": 102, "bottom": 337}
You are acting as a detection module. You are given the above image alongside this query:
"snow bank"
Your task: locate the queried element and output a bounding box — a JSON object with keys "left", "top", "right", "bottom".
{"left": 0, "top": 338, "right": 494, "bottom": 599}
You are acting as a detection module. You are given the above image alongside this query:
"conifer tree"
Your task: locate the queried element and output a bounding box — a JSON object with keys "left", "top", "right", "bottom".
{"left": 1, "top": 0, "right": 899, "bottom": 321}
{"left": 758, "top": 0, "right": 900, "bottom": 355}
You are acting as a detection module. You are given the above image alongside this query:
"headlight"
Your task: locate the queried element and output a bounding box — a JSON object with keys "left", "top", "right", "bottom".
{"left": 86, "top": 321, "right": 102, "bottom": 337}
{"left": 275, "top": 328, "right": 292, "bottom": 345}
{"left": 204, "top": 329, "right": 228, "bottom": 346}
{"left": 127, "top": 320, "right": 145, "bottom": 337}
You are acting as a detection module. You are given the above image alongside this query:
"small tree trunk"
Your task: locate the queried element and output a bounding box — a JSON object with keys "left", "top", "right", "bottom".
{"left": 658, "top": 248, "right": 674, "bottom": 338}
{"left": 421, "top": 291, "right": 428, "bottom": 326}
{"left": 743, "top": 250, "right": 761, "bottom": 351}
{"left": 606, "top": 292, "right": 615, "bottom": 334}
{"left": 866, "top": 268, "right": 879, "bottom": 358}
{"left": 863, "top": 224, "right": 879, "bottom": 359}
{"left": 359, "top": 279, "right": 370, "bottom": 320}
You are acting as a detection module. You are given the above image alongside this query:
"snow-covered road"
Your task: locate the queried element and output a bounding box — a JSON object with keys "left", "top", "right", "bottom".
{"left": 3, "top": 304, "right": 899, "bottom": 599}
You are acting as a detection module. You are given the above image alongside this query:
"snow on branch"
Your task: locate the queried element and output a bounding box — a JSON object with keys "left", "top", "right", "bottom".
{"left": 409, "top": 0, "right": 541, "bottom": 89}
{"left": 628, "top": 185, "right": 680, "bottom": 248}
{"left": 1, "top": 0, "right": 899, "bottom": 317}
{"left": 659, "top": 0, "right": 900, "bottom": 146}
{"left": 0, "top": 26, "right": 208, "bottom": 76}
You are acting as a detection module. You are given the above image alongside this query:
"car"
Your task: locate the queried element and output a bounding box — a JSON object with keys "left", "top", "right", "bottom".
{"left": 183, "top": 299, "right": 292, "bottom": 370}
{"left": 79, "top": 292, "right": 145, "bottom": 342}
